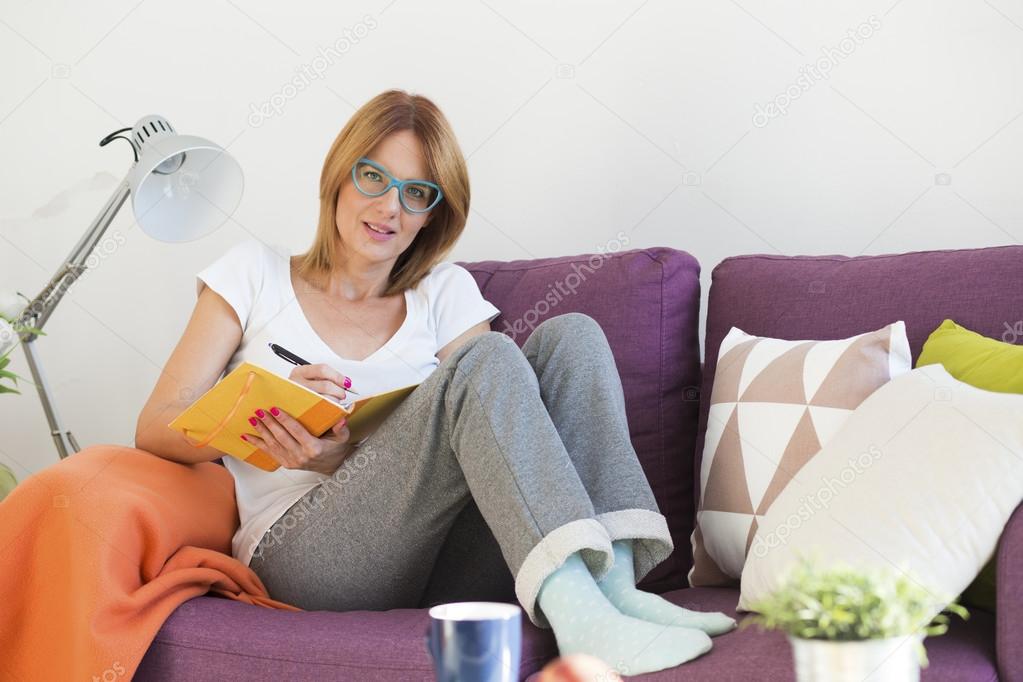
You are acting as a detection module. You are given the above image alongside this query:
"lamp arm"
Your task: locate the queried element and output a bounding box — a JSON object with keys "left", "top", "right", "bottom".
{"left": 9, "top": 172, "right": 131, "bottom": 460}
{"left": 15, "top": 175, "right": 131, "bottom": 341}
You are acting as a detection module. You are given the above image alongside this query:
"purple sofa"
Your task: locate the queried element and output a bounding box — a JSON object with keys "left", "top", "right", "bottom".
{"left": 137, "top": 246, "right": 1018, "bottom": 681}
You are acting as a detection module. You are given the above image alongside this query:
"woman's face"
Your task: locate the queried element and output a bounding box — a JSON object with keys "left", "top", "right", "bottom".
{"left": 335, "top": 129, "right": 435, "bottom": 270}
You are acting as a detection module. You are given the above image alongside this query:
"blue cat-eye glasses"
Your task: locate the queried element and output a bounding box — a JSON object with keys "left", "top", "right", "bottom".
{"left": 350, "top": 157, "right": 444, "bottom": 214}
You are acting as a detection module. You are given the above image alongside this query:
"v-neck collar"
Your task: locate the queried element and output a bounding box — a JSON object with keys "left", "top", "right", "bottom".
{"left": 281, "top": 253, "right": 412, "bottom": 363}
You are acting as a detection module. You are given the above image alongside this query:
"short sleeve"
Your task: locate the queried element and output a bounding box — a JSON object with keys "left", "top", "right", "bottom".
{"left": 425, "top": 262, "right": 501, "bottom": 349}
{"left": 196, "top": 239, "right": 265, "bottom": 330}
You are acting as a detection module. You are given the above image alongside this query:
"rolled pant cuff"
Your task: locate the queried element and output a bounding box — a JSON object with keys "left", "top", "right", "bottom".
{"left": 595, "top": 508, "right": 674, "bottom": 584}
{"left": 514, "top": 518, "right": 613, "bottom": 629}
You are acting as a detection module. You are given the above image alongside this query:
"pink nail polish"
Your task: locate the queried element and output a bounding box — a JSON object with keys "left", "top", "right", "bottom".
{"left": 255, "top": 409, "right": 265, "bottom": 419}
{"left": 343, "top": 377, "right": 352, "bottom": 389}
{"left": 240, "top": 435, "right": 248, "bottom": 441}
{"left": 270, "top": 406, "right": 280, "bottom": 417}
{"left": 248, "top": 417, "right": 258, "bottom": 427}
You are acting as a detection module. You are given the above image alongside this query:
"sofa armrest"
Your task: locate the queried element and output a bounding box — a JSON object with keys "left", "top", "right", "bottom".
{"left": 997, "top": 501, "right": 1023, "bottom": 682}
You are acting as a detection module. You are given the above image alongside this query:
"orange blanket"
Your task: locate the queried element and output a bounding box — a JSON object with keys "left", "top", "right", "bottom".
{"left": 0, "top": 445, "right": 300, "bottom": 681}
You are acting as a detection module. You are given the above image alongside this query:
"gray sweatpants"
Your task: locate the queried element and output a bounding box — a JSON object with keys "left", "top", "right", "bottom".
{"left": 247, "top": 312, "right": 673, "bottom": 628}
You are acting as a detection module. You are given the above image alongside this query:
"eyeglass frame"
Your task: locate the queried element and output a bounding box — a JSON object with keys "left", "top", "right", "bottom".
{"left": 350, "top": 157, "right": 444, "bottom": 214}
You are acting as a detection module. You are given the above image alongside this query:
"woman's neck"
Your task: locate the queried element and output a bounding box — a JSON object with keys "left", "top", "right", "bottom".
{"left": 307, "top": 252, "right": 395, "bottom": 302}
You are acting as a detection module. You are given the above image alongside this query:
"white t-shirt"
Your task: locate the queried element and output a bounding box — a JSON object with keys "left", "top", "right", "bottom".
{"left": 195, "top": 238, "right": 501, "bottom": 566}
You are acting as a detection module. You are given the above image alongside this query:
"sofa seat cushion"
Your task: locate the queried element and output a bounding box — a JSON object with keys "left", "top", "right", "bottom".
{"left": 525, "top": 587, "right": 995, "bottom": 681}
{"left": 136, "top": 595, "right": 557, "bottom": 681}
{"left": 461, "top": 248, "right": 703, "bottom": 591}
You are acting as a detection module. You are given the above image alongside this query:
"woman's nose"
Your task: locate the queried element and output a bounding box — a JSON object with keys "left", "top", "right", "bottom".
{"left": 376, "top": 186, "right": 401, "bottom": 214}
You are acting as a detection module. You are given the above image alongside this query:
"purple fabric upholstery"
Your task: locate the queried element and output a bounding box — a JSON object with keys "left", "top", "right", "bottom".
{"left": 136, "top": 594, "right": 557, "bottom": 681}
{"left": 462, "top": 249, "right": 703, "bottom": 591}
{"left": 522, "top": 588, "right": 996, "bottom": 681}
{"left": 999, "top": 503, "right": 1023, "bottom": 681}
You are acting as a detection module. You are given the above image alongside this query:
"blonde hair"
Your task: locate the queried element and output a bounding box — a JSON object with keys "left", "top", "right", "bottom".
{"left": 295, "top": 89, "right": 470, "bottom": 296}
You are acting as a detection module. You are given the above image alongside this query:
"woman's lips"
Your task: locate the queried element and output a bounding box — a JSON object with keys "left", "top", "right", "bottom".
{"left": 363, "top": 222, "right": 395, "bottom": 241}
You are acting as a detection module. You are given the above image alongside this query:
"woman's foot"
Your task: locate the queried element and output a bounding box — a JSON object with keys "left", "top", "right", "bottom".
{"left": 537, "top": 551, "right": 712, "bottom": 676}
{"left": 597, "top": 540, "right": 737, "bottom": 636}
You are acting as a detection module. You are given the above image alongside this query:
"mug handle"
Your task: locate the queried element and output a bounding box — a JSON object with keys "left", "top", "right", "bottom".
{"left": 181, "top": 371, "right": 257, "bottom": 448}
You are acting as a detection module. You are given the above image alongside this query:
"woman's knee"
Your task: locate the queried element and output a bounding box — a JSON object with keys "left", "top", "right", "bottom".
{"left": 461, "top": 330, "right": 520, "bottom": 355}
{"left": 440, "top": 331, "right": 518, "bottom": 369}
{"left": 532, "top": 312, "right": 605, "bottom": 343}
{"left": 450, "top": 331, "right": 532, "bottom": 379}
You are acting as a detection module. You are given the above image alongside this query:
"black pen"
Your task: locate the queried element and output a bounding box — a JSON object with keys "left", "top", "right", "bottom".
{"left": 268, "top": 342, "right": 360, "bottom": 395}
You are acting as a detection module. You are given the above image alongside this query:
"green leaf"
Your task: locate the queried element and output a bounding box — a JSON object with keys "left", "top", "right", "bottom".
{"left": 0, "top": 352, "right": 23, "bottom": 392}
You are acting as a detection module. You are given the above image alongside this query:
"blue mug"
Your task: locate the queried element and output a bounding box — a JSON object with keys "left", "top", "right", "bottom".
{"left": 425, "top": 601, "right": 522, "bottom": 682}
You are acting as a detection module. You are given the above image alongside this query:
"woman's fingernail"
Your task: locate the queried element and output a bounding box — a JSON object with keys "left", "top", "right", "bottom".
{"left": 255, "top": 409, "right": 266, "bottom": 419}
{"left": 248, "top": 417, "right": 258, "bottom": 427}
{"left": 270, "top": 406, "right": 280, "bottom": 417}
{"left": 340, "top": 418, "right": 347, "bottom": 427}
{"left": 343, "top": 377, "right": 352, "bottom": 389}
{"left": 240, "top": 434, "right": 248, "bottom": 441}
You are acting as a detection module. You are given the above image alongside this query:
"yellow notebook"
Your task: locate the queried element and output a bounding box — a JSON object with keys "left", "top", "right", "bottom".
{"left": 167, "top": 361, "right": 419, "bottom": 472}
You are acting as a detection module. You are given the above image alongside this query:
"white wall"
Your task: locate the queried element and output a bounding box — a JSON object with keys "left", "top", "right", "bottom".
{"left": 2, "top": 0, "right": 1020, "bottom": 477}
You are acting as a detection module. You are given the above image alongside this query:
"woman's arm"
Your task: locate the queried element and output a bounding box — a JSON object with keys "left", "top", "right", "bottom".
{"left": 134, "top": 286, "right": 244, "bottom": 465}
{"left": 436, "top": 320, "right": 491, "bottom": 364}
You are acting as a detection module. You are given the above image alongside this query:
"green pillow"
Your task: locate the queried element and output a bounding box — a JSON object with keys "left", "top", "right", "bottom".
{"left": 917, "top": 318, "right": 1023, "bottom": 612}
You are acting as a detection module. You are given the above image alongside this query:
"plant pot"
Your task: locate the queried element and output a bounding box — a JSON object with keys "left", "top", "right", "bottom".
{"left": 788, "top": 634, "right": 923, "bottom": 682}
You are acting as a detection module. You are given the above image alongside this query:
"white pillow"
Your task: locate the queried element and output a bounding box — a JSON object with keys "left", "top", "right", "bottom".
{"left": 691, "top": 322, "right": 911, "bottom": 586}
{"left": 739, "top": 363, "right": 1023, "bottom": 613}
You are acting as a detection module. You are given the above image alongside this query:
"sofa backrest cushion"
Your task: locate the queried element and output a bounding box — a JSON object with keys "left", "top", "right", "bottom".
{"left": 696, "top": 245, "right": 1023, "bottom": 513}
{"left": 460, "top": 248, "right": 702, "bottom": 591}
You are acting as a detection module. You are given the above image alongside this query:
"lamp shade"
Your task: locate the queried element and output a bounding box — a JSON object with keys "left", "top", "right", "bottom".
{"left": 125, "top": 115, "right": 244, "bottom": 242}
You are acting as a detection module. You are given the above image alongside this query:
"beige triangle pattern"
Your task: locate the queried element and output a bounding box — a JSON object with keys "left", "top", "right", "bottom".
{"left": 710, "top": 339, "right": 759, "bottom": 405}
{"left": 700, "top": 408, "right": 754, "bottom": 514}
{"left": 739, "top": 341, "right": 814, "bottom": 404}
{"left": 744, "top": 517, "right": 760, "bottom": 556}
{"left": 809, "top": 328, "right": 892, "bottom": 409}
{"left": 755, "top": 408, "right": 822, "bottom": 515}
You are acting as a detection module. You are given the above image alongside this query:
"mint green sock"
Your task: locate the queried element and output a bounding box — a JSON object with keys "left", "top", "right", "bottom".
{"left": 597, "top": 540, "right": 736, "bottom": 636}
{"left": 536, "top": 551, "right": 712, "bottom": 675}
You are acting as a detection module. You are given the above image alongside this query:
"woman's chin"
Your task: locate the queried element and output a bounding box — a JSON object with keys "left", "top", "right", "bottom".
{"left": 348, "top": 239, "right": 408, "bottom": 267}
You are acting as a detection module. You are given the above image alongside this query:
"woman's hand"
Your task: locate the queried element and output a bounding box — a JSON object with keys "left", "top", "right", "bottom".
{"left": 243, "top": 406, "right": 353, "bottom": 476}
{"left": 288, "top": 363, "right": 354, "bottom": 403}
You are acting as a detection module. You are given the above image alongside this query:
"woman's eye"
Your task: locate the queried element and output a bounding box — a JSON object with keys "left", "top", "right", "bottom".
{"left": 364, "top": 171, "right": 382, "bottom": 181}
{"left": 406, "top": 186, "right": 424, "bottom": 198}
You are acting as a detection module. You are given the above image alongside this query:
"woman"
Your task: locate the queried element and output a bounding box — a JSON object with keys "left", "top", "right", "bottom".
{"left": 135, "top": 89, "right": 734, "bottom": 675}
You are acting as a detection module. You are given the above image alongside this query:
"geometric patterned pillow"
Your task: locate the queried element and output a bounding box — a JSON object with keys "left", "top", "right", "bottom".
{"left": 688, "top": 322, "right": 911, "bottom": 587}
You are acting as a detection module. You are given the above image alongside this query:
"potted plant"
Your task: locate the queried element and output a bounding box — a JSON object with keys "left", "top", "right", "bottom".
{"left": 744, "top": 559, "right": 969, "bottom": 682}
{"left": 0, "top": 292, "right": 42, "bottom": 395}
{"left": 0, "top": 314, "right": 23, "bottom": 396}
{"left": 0, "top": 293, "right": 43, "bottom": 500}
